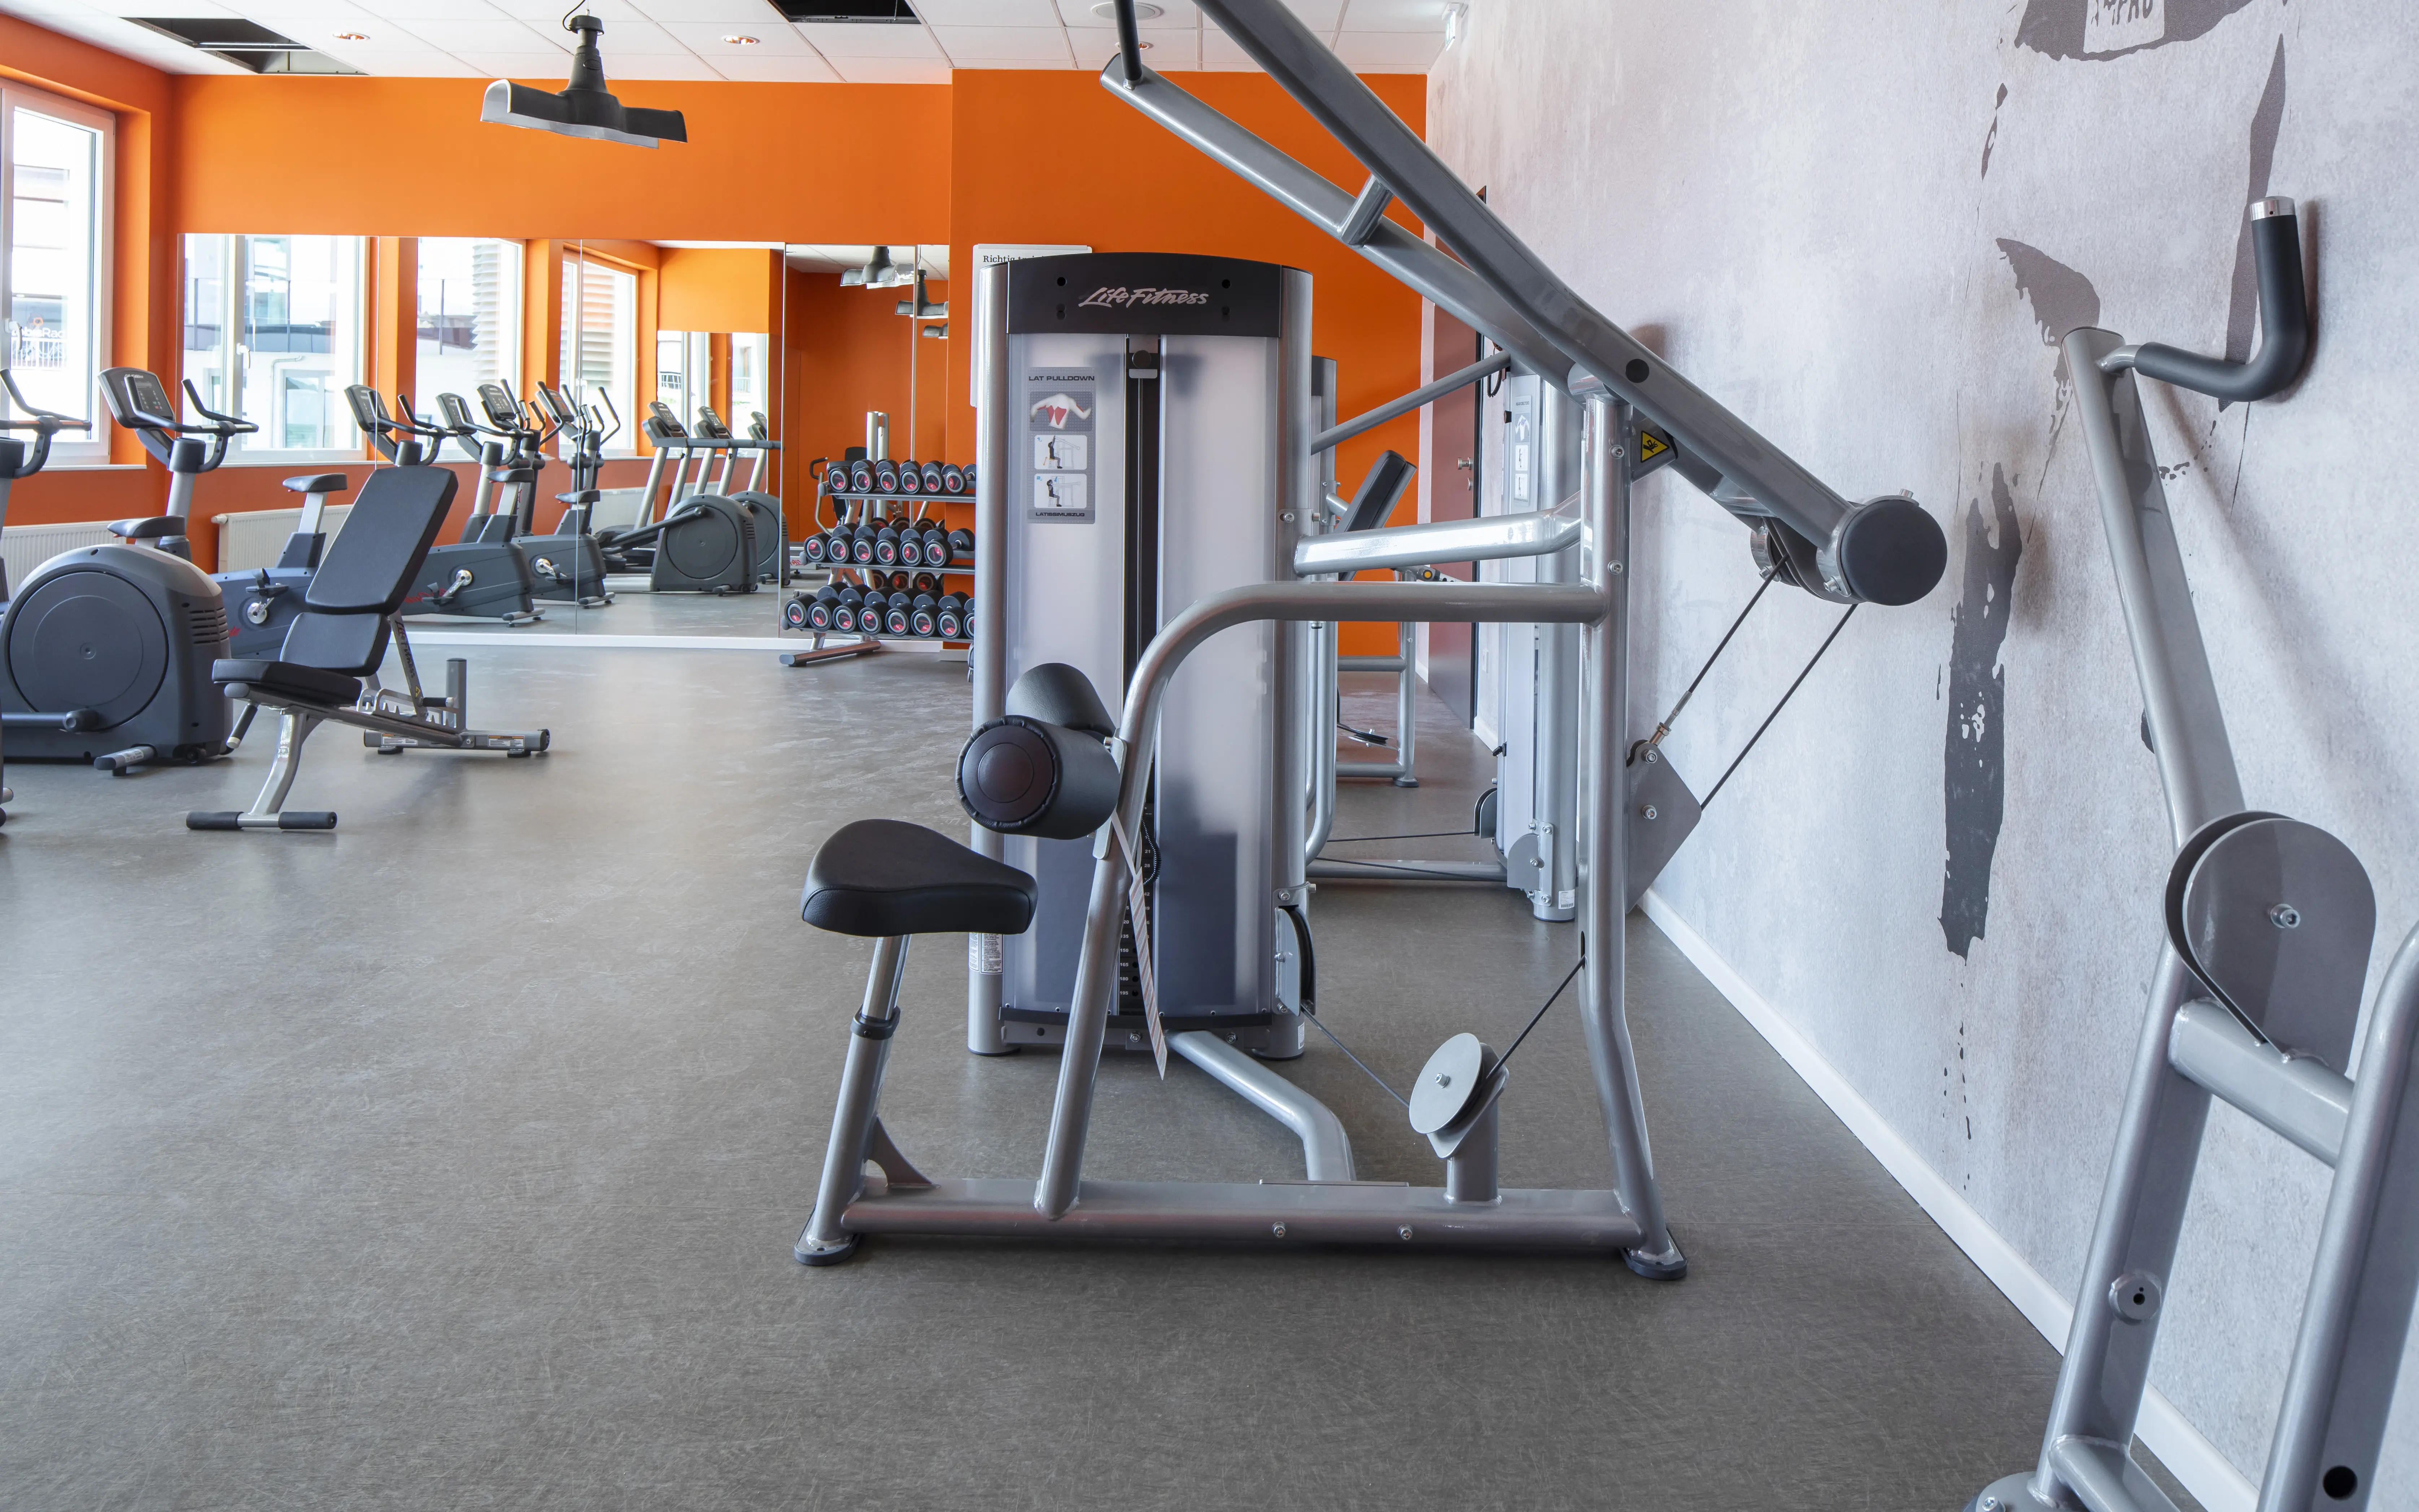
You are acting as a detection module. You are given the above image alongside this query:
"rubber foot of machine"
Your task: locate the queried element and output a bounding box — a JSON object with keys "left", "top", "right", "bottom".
{"left": 1623, "top": 1233, "right": 1688, "bottom": 1281}
{"left": 795, "top": 1233, "right": 861, "bottom": 1267}
{"left": 1962, "top": 1473, "right": 2048, "bottom": 1512}
{"left": 967, "top": 1045, "right": 1022, "bottom": 1057}
{"left": 1393, "top": 776, "right": 1420, "bottom": 788}
{"left": 188, "top": 811, "right": 240, "bottom": 830}
{"left": 187, "top": 810, "right": 338, "bottom": 831}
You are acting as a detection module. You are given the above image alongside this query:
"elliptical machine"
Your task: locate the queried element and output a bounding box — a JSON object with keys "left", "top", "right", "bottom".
{"left": 96, "top": 367, "right": 344, "bottom": 662}
{"left": 589, "top": 402, "right": 756, "bottom": 594}
{"left": 455, "top": 382, "right": 610, "bottom": 607}
{"left": 0, "top": 368, "right": 235, "bottom": 777}
{"left": 348, "top": 385, "right": 542, "bottom": 625}
{"left": 694, "top": 404, "right": 785, "bottom": 587}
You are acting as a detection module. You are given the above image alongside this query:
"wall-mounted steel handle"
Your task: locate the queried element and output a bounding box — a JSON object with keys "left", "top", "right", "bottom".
{"left": 2112, "top": 198, "right": 2310, "bottom": 403}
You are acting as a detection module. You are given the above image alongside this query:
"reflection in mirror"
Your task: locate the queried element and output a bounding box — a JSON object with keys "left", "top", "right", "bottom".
{"left": 776, "top": 245, "right": 970, "bottom": 666}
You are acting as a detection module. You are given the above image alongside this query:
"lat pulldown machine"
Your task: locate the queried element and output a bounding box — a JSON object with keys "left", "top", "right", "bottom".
{"left": 1967, "top": 202, "right": 2419, "bottom": 1512}
{"left": 788, "top": 0, "right": 1946, "bottom": 1276}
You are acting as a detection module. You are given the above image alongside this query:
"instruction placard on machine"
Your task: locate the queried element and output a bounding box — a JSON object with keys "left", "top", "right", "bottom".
{"left": 1027, "top": 372, "right": 1096, "bottom": 522}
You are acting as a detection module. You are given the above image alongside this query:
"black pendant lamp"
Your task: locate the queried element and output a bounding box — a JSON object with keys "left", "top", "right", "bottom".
{"left": 479, "top": 14, "right": 687, "bottom": 149}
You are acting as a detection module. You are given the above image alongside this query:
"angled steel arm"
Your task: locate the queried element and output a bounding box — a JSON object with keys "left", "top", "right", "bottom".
{"left": 1105, "top": 2, "right": 1945, "bottom": 605}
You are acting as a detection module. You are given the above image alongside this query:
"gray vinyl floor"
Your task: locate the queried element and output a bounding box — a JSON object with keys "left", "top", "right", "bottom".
{"left": 0, "top": 650, "right": 2180, "bottom": 1510}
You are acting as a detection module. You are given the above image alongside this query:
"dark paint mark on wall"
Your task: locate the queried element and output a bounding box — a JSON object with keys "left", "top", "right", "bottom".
{"left": 2017, "top": 0, "right": 2260, "bottom": 61}
{"left": 1981, "top": 82, "right": 2009, "bottom": 179}
{"left": 2224, "top": 40, "right": 2288, "bottom": 372}
{"left": 1940, "top": 468, "right": 2025, "bottom": 958}
{"left": 1998, "top": 239, "right": 2103, "bottom": 382}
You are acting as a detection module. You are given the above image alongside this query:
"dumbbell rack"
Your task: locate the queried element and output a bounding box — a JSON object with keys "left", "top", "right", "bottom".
{"left": 780, "top": 489, "right": 976, "bottom": 664}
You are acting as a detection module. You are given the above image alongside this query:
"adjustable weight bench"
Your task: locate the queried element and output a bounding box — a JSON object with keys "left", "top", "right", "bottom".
{"left": 189, "top": 465, "right": 550, "bottom": 833}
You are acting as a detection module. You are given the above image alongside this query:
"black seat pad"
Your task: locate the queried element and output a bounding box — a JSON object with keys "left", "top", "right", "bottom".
{"left": 282, "top": 473, "right": 348, "bottom": 495}
{"left": 802, "top": 820, "right": 1036, "bottom": 938}
{"left": 108, "top": 516, "right": 182, "bottom": 540}
{"left": 211, "top": 658, "right": 363, "bottom": 705}
{"left": 305, "top": 465, "right": 457, "bottom": 614}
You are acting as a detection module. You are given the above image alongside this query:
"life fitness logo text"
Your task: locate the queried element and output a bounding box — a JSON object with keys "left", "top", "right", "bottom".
{"left": 1077, "top": 285, "right": 1211, "bottom": 310}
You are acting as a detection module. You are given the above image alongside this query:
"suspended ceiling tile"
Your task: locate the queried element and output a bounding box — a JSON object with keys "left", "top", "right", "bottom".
{"left": 419, "top": 16, "right": 567, "bottom": 49}
{"left": 488, "top": 0, "right": 647, "bottom": 18}
{"left": 307, "top": 20, "right": 437, "bottom": 48}
{"left": 1056, "top": 0, "right": 1198, "bottom": 25}
{"left": 1065, "top": 23, "right": 1189, "bottom": 67}
{"left": 558, "top": 16, "right": 682, "bottom": 47}
{"left": 659, "top": 18, "right": 811, "bottom": 51}
{"left": 223, "top": 0, "right": 376, "bottom": 19}
{"left": 1198, "top": 23, "right": 1255, "bottom": 69}
{"left": 451, "top": 48, "right": 584, "bottom": 71}
{"left": 80, "top": 0, "right": 237, "bottom": 15}
{"left": 822, "top": 53, "right": 946, "bottom": 81}
{"left": 928, "top": 22, "right": 1069, "bottom": 61}
{"left": 1327, "top": 26, "right": 1437, "bottom": 69}
{"left": 602, "top": 46, "right": 721, "bottom": 75}
{"left": 332, "top": 45, "right": 482, "bottom": 70}
{"left": 249, "top": 9, "right": 389, "bottom": 44}
{"left": 348, "top": 0, "right": 510, "bottom": 20}
{"left": 1336, "top": 0, "right": 1444, "bottom": 29}
{"left": 794, "top": 17, "right": 934, "bottom": 53}
{"left": 626, "top": 0, "right": 788, "bottom": 23}
{"left": 705, "top": 47, "right": 837, "bottom": 78}
{"left": 1277, "top": 0, "right": 1340, "bottom": 31}
{"left": 912, "top": 0, "right": 1057, "bottom": 23}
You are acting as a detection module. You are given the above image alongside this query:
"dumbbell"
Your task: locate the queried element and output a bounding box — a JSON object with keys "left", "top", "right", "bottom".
{"left": 848, "top": 459, "right": 874, "bottom": 493}
{"left": 940, "top": 463, "right": 965, "bottom": 494}
{"left": 873, "top": 521, "right": 905, "bottom": 566}
{"left": 883, "top": 594, "right": 912, "bottom": 636}
{"left": 873, "top": 460, "right": 898, "bottom": 494}
{"left": 824, "top": 525, "right": 855, "bottom": 564}
{"left": 783, "top": 593, "right": 813, "bottom": 631}
{"left": 830, "top": 586, "right": 865, "bottom": 631}
{"left": 919, "top": 461, "right": 944, "bottom": 493}
{"left": 900, "top": 460, "right": 924, "bottom": 494}
{"left": 847, "top": 520, "right": 879, "bottom": 564}
{"left": 934, "top": 592, "right": 966, "bottom": 640}
{"left": 800, "top": 530, "right": 830, "bottom": 565}
{"left": 911, "top": 571, "right": 940, "bottom": 595}
{"left": 897, "top": 524, "right": 927, "bottom": 567}
{"left": 804, "top": 585, "right": 843, "bottom": 630}
{"left": 908, "top": 592, "right": 939, "bottom": 638}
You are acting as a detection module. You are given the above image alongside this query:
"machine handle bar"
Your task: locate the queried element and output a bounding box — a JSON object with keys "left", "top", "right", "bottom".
{"left": 2110, "top": 199, "right": 2310, "bottom": 403}
{"left": 180, "top": 377, "right": 259, "bottom": 435}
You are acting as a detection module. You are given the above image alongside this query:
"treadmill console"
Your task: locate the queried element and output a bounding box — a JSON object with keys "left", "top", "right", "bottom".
{"left": 694, "top": 405, "right": 731, "bottom": 439}
{"left": 646, "top": 399, "right": 689, "bottom": 438}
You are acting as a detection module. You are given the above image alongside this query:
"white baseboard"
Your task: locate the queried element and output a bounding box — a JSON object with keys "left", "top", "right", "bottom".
{"left": 1637, "top": 890, "right": 2258, "bottom": 1512}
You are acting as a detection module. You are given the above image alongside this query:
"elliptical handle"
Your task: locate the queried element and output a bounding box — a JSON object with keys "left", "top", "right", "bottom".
{"left": 2114, "top": 198, "right": 2310, "bottom": 403}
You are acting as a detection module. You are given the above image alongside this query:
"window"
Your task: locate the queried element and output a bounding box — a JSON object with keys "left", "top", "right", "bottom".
{"left": 0, "top": 84, "right": 111, "bottom": 460}
{"left": 730, "top": 333, "right": 767, "bottom": 429}
{"left": 416, "top": 237, "right": 521, "bottom": 408}
{"left": 182, "top": 233, "right": 366, "bottom": 458}
{"left": 561, "top": 255, "right": 636, "bottom": 455}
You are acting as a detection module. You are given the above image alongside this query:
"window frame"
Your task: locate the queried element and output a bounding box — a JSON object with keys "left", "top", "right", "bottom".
{"left": 182, "top": 232, "right": 370, "bottom": 465}
{"left": 0, "top": 82, "right": 115, "bottom": 466}
{"left": 561, "top": 250, "right": 640, "bottom": 459}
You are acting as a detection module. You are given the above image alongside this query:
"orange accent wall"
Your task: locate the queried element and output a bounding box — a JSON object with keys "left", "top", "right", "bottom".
{"left": 944, "top": 69, "right": 1429, "bottom": 653}
{"left": 2, "top": 14, "right": 176, "bottom": 524}
{"left": 660, "top": 248, "right": 778, "bottom": 335}
{"left": 165, "top": 77, "right": 952, "bottom": 243}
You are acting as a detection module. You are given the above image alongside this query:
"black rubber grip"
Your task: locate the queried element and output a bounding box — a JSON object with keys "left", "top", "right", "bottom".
{"left": 187, "top": 812, "right": 241, "bottom": 830}
{"left": 281, "top": 812, "right": 338, "bottom": 830}
{"left": 2130, "top": 207, "right": 2309, "bottom": 403}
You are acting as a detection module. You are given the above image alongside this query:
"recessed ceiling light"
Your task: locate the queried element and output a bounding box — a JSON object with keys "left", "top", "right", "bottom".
{"left": 723, "top": 34, "right": 759, "bottom": 44}
{"left": 333, "top": 31, "right": 367, "bottom": 40}
{"left": 1091, "top": 1, "right": 1163, "bottom": 17}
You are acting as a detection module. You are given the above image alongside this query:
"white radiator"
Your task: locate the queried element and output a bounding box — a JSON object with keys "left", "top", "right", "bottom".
{"left": 214, "top": 505, "right": 354, "bottom": 573}
{"left": 588, "top": 487, "right": 649, "bottom": 534}
{"left": 1, "top": 519, "right": 118, "bottom": 576}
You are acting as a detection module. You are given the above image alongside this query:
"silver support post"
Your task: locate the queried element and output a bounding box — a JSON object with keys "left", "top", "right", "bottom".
{"left": 967, "top": 264, "right": 1013, "bottom": 1056}
{"left": 1271, "top": 277, "right": 1314, "bottom": 931}
{"left": 2067, "top": 327, "right": 2245, "bottom": 842}
{"left": 1579, "top": 393, "right": 1679, "bottom": 1276}
{"left": 798, "top": 935, "right": 912, "bottom": 1262}
{"left": 1170, "top": 1030, "right": 1354, "bottom": 1181}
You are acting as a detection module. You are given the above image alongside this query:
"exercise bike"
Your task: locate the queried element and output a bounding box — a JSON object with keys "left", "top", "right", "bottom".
{"left": 0, "top": 368, "right": 235, "bottom": 778}
{"left": 97, "top": 367, "right": 347, "bottom": 662}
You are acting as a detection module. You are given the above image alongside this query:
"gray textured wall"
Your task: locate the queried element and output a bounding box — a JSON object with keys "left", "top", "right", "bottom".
{"left": 1426, "top": 0, "right": 2418, "bottom": 1498}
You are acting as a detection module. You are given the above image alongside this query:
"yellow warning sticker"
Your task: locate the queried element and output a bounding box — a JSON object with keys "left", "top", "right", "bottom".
{"left": 1637, "top": 430, "right": 1671, "bottom": 462}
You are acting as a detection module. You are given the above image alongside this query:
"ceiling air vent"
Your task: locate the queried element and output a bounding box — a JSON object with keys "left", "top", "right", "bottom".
{"left": 127, "top": 18, "right": 363, "bottom": 74}
{"left": 771, "top": 1, "right": 920, "bottom": 21}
